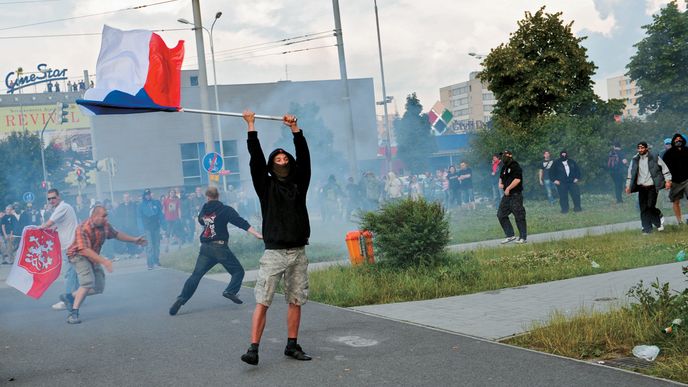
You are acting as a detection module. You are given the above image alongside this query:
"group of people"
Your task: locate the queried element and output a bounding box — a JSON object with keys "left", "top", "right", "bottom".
{"left": 46, "top": 79, "right": 92, "bottom": 93}
{"left": 30, "top": 112, "right": 313, "bottom": 367}
{"left": 495, "top": 133, "right": 688, "bottom": 245}
{"left": 1, "top": 202, "right": 42, "bottom": 264}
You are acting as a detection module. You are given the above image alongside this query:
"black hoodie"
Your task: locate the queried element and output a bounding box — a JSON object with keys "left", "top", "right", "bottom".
{"left": 198, "top": 200, "right": 251, "bottom": 244}
{"left": 662, "top": 133, "right": 688, "bottom": 183}
{"left": 247, "top": 130, "right": 311, "bottom": 249}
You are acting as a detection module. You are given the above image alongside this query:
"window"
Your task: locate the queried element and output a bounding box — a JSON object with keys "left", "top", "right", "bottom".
{"left": 482, "top": 92, "right": 494, "bottom": 101}
{"left": 190, "top": 76, "right": 199, "bottom": 86}
{"left": 179, "top": 140, "right": 240, "bottom": 187}
{"left": 483, "top": 105, "right": 493, "bottom": 112}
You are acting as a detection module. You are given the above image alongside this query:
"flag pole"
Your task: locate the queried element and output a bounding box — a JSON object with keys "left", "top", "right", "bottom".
{"left": 180, "top": 108, "right": 283, "bottom": 121}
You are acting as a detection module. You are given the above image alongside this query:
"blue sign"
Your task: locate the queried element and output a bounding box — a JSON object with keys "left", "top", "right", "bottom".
{"left": 202, "top": 152, "right": 223, "bottom": 174}
{"left": 22, "top": 191, "right": 35, "bottom": 203}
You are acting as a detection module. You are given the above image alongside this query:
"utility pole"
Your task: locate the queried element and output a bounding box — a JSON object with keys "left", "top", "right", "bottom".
{"left": 191, "top": 0, "right": 216, "bottom": 159}
{"left": 332, "top": 0, "right": 358, "bottom": 179}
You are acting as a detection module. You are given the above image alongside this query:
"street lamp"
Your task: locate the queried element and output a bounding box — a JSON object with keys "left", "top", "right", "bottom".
{"left": 179, "top": 12, "right": 227, "bottom": 191}
{"left": 374, "top": 0, "right": 392, "bottom": 172}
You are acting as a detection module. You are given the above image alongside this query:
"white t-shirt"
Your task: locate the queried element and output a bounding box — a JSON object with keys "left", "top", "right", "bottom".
{"left": 50, "top": 200, "right": 78, "bottom": 251}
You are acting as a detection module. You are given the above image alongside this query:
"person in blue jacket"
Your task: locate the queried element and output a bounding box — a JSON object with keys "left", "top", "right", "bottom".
{"left": 137, "top": 188, "right": 164, "bottom": 270}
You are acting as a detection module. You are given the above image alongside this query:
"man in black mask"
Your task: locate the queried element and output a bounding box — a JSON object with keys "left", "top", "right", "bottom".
{"left": 551, "top": 150, "right": 582, "bottom": 213}
{"left": 661, "top": 133, "right": 688, "bottom": 224}
{"left": 497, "top": 150, "right": 527, "bottom": 244}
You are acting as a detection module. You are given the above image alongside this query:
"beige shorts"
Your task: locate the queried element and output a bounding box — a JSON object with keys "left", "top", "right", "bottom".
{"left": 254, "top": 247, "right": 308, "bottom": 307}
{"left": 71, "top": 255, "right": 105, "bottom": 294}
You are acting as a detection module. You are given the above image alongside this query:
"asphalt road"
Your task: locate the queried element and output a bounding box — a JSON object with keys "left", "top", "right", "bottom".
{"left": 0, "top": 267, "right": 678, "bottom": 386}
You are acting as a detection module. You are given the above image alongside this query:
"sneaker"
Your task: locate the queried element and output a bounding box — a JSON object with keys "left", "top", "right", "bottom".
{"left": 284, "top": 344, "right": 312, "bottom": 361}
{"left": 658, "top": 216, "right": 665, "bottom": 231}
{"left": 500, "top": 236, "right": 517, "bottom": 244}
{"left": 222, "top": 291, "right": 243, "bottom": 304}
{"left": 515, "top": 238, "right": 527, "bottom": 244}
{"left": 642, "top": 231, "right": 651, "bottom": 235}
{"left": 59, "top": 293, "right": 74, "bottom": 312}
{"left": 52, "top": 301, "right": 66, "bottom": 310}
{"left": 241, "top": 347, "right": 259, "bottom": 365}
{"left": 169, "top": 300, "right": 183, "bottom": 316}
{"left": 66, "top": 311, "right": 81, "bottom": 324}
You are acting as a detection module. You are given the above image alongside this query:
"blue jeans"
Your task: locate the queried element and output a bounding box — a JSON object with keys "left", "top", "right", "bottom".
{"left": 543, "top": 179, "right": 556, "bottom": 204}
{"left": 176, "top": 243, "right": 245, "bottom": 304}
{"left": 145, "top": 227, "right": 161, "bottom": 268}
{"left": 64, "top": 251, "right": 79, "bottom": 294}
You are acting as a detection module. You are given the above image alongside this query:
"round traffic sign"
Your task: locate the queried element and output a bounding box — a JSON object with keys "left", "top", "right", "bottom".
{"left": 202, "top": 152, "right": 224, "bottom": 174}
{"left": 23, "top": 191, "right": 35, "bottom": 203}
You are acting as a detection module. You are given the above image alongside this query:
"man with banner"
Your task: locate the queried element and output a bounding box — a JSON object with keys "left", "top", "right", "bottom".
{"left": 39, "top": 189, "right": 78, "bottom": 310}
{"left": 60, "top": 205, "right": 146, "bottom": 324}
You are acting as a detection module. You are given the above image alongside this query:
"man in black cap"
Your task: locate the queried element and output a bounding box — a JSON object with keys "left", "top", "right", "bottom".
{"left": 240, "top": 110, "right": 312, "bottom": 366}
{"left": 137, "top": 189, "right": 163, "bottom": 270}
{"left": 626, "top": 141, "right": 672, "bottom": 234}
{"left": 497, "top": 150, "right": 527, "bottom": 244}
{"left": 551, "top": 150, "right": 583, "bottom": 213}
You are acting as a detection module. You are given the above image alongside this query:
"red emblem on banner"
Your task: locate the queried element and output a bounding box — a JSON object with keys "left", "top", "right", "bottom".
{"left": 18, "top": 229, "right": 61, "bottom": 275}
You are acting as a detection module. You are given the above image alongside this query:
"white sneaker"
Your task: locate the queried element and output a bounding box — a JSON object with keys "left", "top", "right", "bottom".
{"left": 658, "top": 216, "right": 665, "bottom": 231}
{"left": 500, "top": 236, "right": 517, "bottom": 244}
{"left": 515, "top": 238, "right": 527, "bottom": 244}
{"left": 52, "top": 301, "right": 66, "bottom": 310}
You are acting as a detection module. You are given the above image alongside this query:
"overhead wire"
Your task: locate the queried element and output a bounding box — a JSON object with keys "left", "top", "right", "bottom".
{"left": 0, "top": 0, "right": 178, "bottom": 31}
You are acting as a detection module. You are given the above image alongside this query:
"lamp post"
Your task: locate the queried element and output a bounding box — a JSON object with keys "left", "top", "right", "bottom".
{"left": 179, "top": 11, "right": 227, "bottom": 191}
{"left": 373, "top": 0, "right": 392, "bottom": 173}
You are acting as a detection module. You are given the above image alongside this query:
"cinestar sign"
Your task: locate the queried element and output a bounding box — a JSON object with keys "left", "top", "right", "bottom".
{"left": 5, "top": 64, "right": 68, "bottom": 94}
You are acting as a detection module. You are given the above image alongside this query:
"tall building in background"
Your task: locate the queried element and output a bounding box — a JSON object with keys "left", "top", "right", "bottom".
{"left": 439, "top": 71, "right": 495, "bottom": 133}
{"left": 606, "top": 75, "right": 641, "bottom": 118}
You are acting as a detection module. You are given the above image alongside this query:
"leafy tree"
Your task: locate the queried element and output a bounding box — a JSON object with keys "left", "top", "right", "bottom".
{"left": 276, "top": 101, "right": 347, "bottom": 183}
{"left": 0, "top": 131, "right": 61, "bottom": 204}
{"left": 627, "top": 1, "right": 688, "bottom": 120}
{"left": 479, "top": 6, "right": 597, "bottom": 128}
{"left": 394, "top": 93, "right": 436, "bottom": 174}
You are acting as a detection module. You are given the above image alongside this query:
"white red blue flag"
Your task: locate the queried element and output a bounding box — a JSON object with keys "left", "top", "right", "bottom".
{"left": 6, "top": 226, "right": 62, "bottom": 299}
{"left": 76, "top": 25, "right": 184, "bottom": 115}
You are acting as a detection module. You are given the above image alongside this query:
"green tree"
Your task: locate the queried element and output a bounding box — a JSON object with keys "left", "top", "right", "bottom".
{"left": 394, "top": 93, "right": 436, "bottom": 174}
{"left": 0, "top": 131, "right": 61, "bottom": 204}
{"left": 479, "top": 6, "right": 597, "bottom": 128}
{"left": 627, "top": 1, "right": 688, "bottom": 120}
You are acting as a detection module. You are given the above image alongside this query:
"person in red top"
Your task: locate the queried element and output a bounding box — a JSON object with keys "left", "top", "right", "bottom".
{"left": 61, "top": 205, "right": 147, "bottom": 324}
{"left": 162, "top": 188, "right": 182, "bottom": 251}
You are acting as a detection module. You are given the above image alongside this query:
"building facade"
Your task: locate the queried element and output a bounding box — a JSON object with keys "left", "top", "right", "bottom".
{"left": 439, "top": 71, "right": 495, "bottom": 132}
{"left": 606, "top": 74, "right": 641, "bottom": 118}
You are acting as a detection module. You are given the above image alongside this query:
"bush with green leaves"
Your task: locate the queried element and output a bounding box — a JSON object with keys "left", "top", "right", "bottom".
{"left": 626, "top": 265, "right": 688, "bottom": 328}
{"left": 359, "top": 198, "right": 449, "bottom": 268}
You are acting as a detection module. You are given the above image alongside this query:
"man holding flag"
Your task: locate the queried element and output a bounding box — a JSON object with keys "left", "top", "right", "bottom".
{"left": 60, "top": 205, "right": 146, "bottom": 324}
{"left": 39, "top": 189, "right": 78, "bottom": 310}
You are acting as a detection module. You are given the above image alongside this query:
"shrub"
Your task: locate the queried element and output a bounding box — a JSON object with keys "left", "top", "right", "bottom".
{"left": 359, "top": 198, "right": 449, "bottom": 268}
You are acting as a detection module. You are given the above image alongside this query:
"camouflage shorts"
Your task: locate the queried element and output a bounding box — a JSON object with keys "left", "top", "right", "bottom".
{"left": 254, "top": 247, "right": 309, "bottom": 307}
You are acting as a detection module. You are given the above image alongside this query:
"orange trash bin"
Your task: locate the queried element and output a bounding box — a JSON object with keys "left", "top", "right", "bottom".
{"left": 345, "top": 230, "right": 375, "bottom": 265}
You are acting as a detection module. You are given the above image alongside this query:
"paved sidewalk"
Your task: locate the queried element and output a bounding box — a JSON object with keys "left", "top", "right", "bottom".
{"left": 353, "top": 261, "right": 687, "bottom": 340}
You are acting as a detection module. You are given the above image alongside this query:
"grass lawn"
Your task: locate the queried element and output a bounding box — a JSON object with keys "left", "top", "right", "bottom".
{"left": 308, "top": 225, "right": 686, "bottom": 307}
{"left": 504, "top": 298, "right": 688, "bottom": 383}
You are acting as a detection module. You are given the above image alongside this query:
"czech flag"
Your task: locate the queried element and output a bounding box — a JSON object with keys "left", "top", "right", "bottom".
{"left": 6, "top": 226, "right": 62, "bottom": 299}
{"left": 77, "top": 25, "right": 184, "bottom": 115}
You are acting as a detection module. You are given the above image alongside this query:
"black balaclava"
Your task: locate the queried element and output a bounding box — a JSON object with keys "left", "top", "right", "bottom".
{"left": 672, "top": 133, "right": 685, "bottom": 149}
{"left": 501, "top": 151, "right": 513, "bottom": 165}
{"left": 560, "top": 151, "right": 568, "bottom": 161}
{"left": 267, "top": 148, "right": 294, "bottom": 181}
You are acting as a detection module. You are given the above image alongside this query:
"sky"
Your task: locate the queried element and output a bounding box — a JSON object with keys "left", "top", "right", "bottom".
{"left": 0, "top": 0, "right": 680, "bottom": 115}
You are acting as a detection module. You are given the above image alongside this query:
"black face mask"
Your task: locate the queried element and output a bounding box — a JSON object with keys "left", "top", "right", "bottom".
{"left": 501, "top": 155, "right": 512, "bottom": 164}
{"left": 674, "top": 140, "right": 685, "bottom": 147}
{"left": 560, "top": 154, "right": 568, "bottom": 160}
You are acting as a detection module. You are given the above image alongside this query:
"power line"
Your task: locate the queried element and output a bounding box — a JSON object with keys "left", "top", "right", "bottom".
{"left": 0, "top": 0, "right": 178, "bottom": 31}
{"left": 0, "top": 27, "right": 189, "bottom": 40}
{"left": 182, "top": 43, "right": 338, "bottom": 69}
{"left": 0, "top": 0, "right": 59, "bottom": 4}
